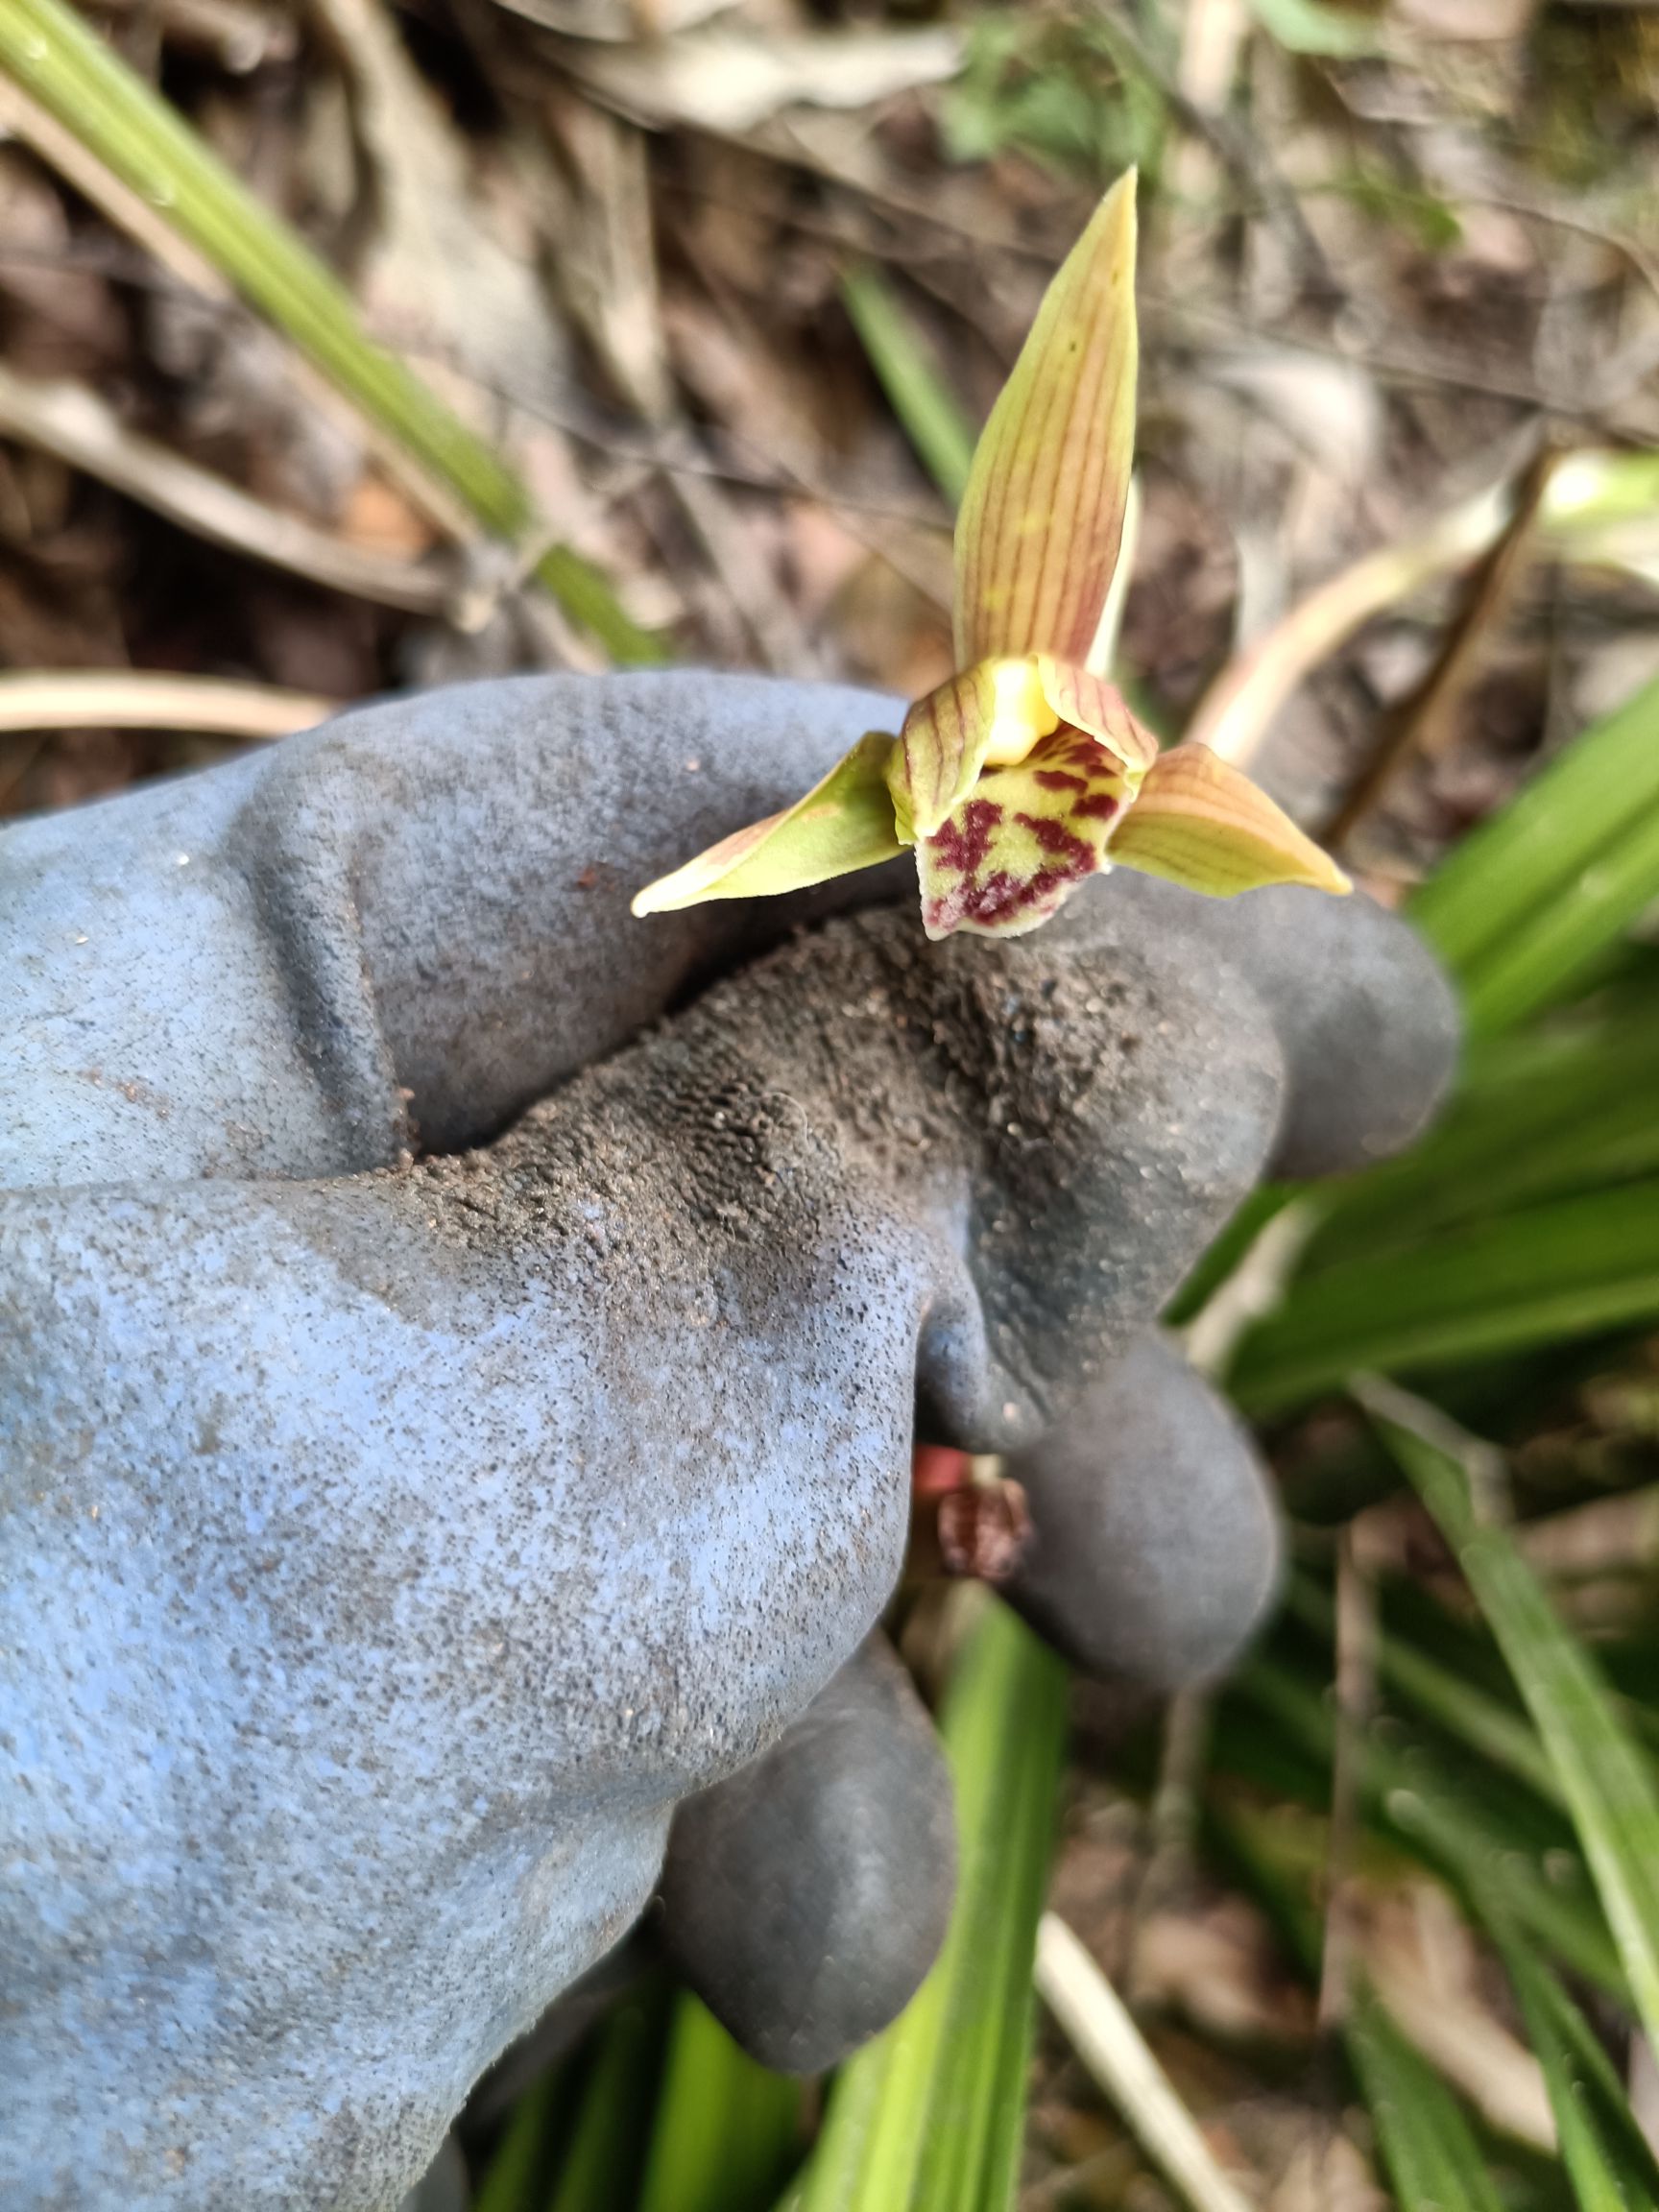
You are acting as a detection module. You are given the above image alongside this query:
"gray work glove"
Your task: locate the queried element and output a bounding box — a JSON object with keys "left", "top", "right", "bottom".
{"left": 0, "top": 673, "right": 1457, "bottom": 2210}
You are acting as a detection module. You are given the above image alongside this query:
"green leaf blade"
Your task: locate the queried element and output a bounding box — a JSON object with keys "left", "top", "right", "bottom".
{"left": 1364, "top": 1384, "right": 1659, "bottom": 2061}
{"left": 1346, "top": 1989, "right": 1508, "bottom": 2212}
{"left": 793, "top": 1601, "right": 1068, "bottom": 2212}
{"left": 841, "top": 265, "right": 977, "bottom": 511}
{"left": 1408, "top": 676, "right": 1659, "bottom": 1009}
{"left": 1232, "top": 1182, "right": 1659, "bottom": 1414}
{"left": 637, "top": 1992, "right": 802, "bottom": 2212}
{"left": 1498, "top": 1931, "right": 1659, "bottom": 2212}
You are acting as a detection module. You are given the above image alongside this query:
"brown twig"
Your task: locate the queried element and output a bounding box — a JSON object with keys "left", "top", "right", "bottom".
{"left": 0, "top": 363, "right": 463, "bottom": 616}
{"left": 1127, "top": 1686, "right": 1213, "bottom": 2002}
{"left": 1096, "top": 11, "right": 1344, "bottom": 309}
{"left": 0, "top": 670, "right": 334, "bottom": 739}
{"left": 1324, "top": 442, "right": 1561, "bottom": 853}
{"left": 1316, "top": 1529, "right": 1377, "bottom": 2034}
{"left": 0, "top": 76, "right": 227, "bottom": 296}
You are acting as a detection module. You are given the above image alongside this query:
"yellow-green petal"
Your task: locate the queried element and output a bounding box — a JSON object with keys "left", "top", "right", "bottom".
{"left": 631, "top": 733, "right": 906, "bottom": 915}
{"left": 954, "top": 171, "right": 1139, "bottom": 668}
{"left": 1107, "top": 744, "right": 1352, "bottom": 899}
{"left": 916, "top": 725, "right": 1131, "bottom": 941}
{"left": 899, "top": 659, "right": 1059, "bottom": 837}
{"left": 1034, "top": 658, "right": 1159, "bottom": 778}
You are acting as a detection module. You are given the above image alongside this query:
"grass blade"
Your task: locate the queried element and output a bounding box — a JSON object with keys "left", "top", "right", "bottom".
{"left": 1361, "top": 1379, "right": 1659, "bottom": 2061}
{"left": 840, "top": 265, "right": 976, "bottom": 509}
{"left": 546, "top": 1982, "right": 671, "bottom": 2212}
{"left": 1457, "top": 804, "right": 1659, "bottom": 1040}
{"left": 911, "top": 1623, "right": 1064, "bottom": 2212}
{"left": 471, "top": 2066, "right": 570, "bottom": 2212}
{"left": 792, "top": 1599, "right": 1068, "bottom": 2212}
{"left": 1301, "top": 1006, "right": 1659, "bottom": 1265}
{"left": 0, "top": 0, "right": 657, "bottom": 661}
{"left": 1408, "top": 675, "right": 1659, "bottom": 1022}
{"left": 1232, "top": 1182, "right": 1659, "bottom": 1413}
{"left": 1346, "top": 1986, "right": 1508, "bottom": 2212}
{"left": 1497, "top": 1930, "right": 1659, "bottom": 2212}
{"left": 1231, "top": 1656, "right": 1623, "bottom": 1995}
{"left": 636, "top": 1992, "right": 802, "bottom": 2212}
{"left": 1285, "top": 1574, "right": 1564, "bottom": 1809}
{"left": 1214, "top": 1793, "right": 1561, "bottom": 2189}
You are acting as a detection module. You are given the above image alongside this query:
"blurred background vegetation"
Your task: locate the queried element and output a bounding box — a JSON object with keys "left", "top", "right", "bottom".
{"left": 6, "top": 0, "right": 1659, "bottom": 2205}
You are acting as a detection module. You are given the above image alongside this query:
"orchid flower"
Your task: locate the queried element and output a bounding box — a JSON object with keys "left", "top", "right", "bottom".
{"left": 633, "top": 173, "right": 1348, "bottom": 939}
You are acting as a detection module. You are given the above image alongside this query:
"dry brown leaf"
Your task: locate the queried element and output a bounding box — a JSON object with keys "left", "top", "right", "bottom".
{"left": 1392, "top": 0, "right": 1539, "bottom": 40}
{"left": 311, "top": 0, "right": 570, "bottom": 417}
{"left": 1134, "top": 1904, "right": 1315, "bottom": 2049}
{"left": 1360, "top": 1884, "right": 1554, "bottom": 2151}
{"left": 336, "top": 474, "right": 439, "bottom": 559}
{"left": 540, "top": 93, "right": 674, "bottom": 423}
{"left": 569, "top": 25, "right": 964, "bottom": 136}
{"left": 488, "top": 0, "right": 728, "bottom": 38}
{"left": 1269, "top": 2131, "right": 1385, "bottom": 2212}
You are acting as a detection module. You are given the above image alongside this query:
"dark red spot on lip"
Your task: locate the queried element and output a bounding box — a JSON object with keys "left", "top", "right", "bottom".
{"left": 927, "top": 796, "right": 1001, "bottom": 877}
{"left": 962, "top": 870, "right": 1022, "bottom": 924}
{"left": 929, "top": 862, "right": 1073, "bottom": 933}
{"left": 1015, "top": 812, "right": 1094, "bottom": 871}
{"left": 923, "top": 761, "right": 1120, "bottom": 935}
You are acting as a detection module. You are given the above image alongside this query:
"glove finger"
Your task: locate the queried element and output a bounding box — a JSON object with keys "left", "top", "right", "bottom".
{"left": 1002, "top": 1329, "right": 1281, "bottom": 1690}
{"left": 658, "top": 1634, "right": 955, "bottom": 2075}
{"left": 1, "top": 899, "right": 1344, "bottom": 2203}
{"left": 0, "top": 672, "right": 904, "bottom": 1188}
{"left": 1064, "top": 870, "right": 1459, "bottom": 1180}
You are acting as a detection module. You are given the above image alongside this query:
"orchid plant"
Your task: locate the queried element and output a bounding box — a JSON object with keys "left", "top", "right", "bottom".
{"left": 634, "top": 173, "right": 1348, "bottom": 939}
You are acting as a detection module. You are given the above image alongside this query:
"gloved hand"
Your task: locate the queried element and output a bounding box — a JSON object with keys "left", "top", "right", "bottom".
{"left": 0, "top": 672, "right": 1457, "bottom": 2211}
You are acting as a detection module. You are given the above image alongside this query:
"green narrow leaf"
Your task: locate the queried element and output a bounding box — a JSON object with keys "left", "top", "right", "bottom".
{"left": 1232, "top": 1656, "right": 1623, "bottom": 1995}
{"left": 1300, "top": 1006, "right": 1659, "bottom": 1268}
{"left": 1460, "top": 805, "right": 1659, "bottom": 1039}
{"left": 1206, "top": 1767, "right": 1575, "bottom": 2212}
{"left": 546, "top": 1982, "right": 672, "bottom": 2212}
{"left": 636, "top": 1991, "right": 803, "bottom": 2212}
{"left": 1408, "top": 677, "right": 1659, "bottom": 1013}
{"left": 913, "top": 1642, "right": 1062, "bottom": 2212}
{"left": 1285, "top": 1575, "right": 1564, "bottom": 1809}
{"left": 1497, "top": 1930, "right": 1659, "bottom": 2212}
{"left": 1165, "top": 1184, "right": 1299, "bottom": 1324}
{"left": 841, "top": 265, "right": 976, "bottom": 509}
{"left": 1364, "top": 1383, "right": 1659, "bottom": 2061}
{"left": 1248, "top": 0, "right": 1384, "bottom": 57}
{"left": 471, "top": 2064, "right": 570, "bottom": 2212}
{"left": 1346, "top": 1987, "right": 1508, "bottom": 2212}
{"left": 792, "top": 1599, "right": 1068, "bottom": 2212}
{"left": 0, "top": 0, "right": 658, "bottom": 662}
{"left": 1232, "top": 1182, "right": 1659, "bottom": 1414}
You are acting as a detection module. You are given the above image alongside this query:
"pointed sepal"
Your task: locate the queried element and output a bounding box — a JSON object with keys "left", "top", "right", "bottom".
{"left": 955, "top": 171, "right": 1139, "bottom": 667}
{"left": 632, "top": 733, "right": 907, "bottom": 915}
{"left": 1107, "top": 744, "right": 1351, "bottom": 899}
{"left": 916, "top": 726, "right": 1131, "bottom": 940}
